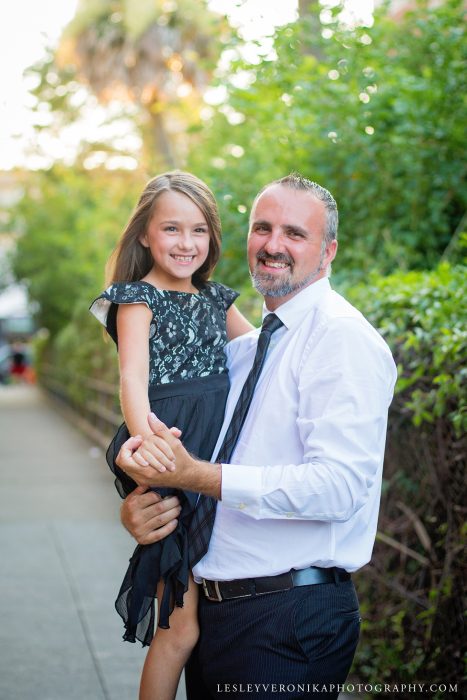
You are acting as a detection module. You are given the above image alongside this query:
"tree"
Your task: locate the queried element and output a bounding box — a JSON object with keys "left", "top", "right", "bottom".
{"left": 187, "top": 0, "right": 467, "bottom": 288}
{"left": 28, "top": 0, "right": 230, "bottom": 169}
{"left": 10, "top": 165, "right": 139, "bottom": 335}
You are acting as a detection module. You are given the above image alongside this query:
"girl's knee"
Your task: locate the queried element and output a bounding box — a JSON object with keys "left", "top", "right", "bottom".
{"left": 161, "top": 615, "right": 199, "bottom": 656}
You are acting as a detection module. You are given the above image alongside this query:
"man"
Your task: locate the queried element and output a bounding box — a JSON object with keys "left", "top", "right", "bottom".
{"left": 117, "top": 175, "right": 397, "bottom": 698}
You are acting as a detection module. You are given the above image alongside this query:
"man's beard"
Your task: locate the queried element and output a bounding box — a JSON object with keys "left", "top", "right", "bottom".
{"left": 250, "top": 250, "right": 325, "bottom": 298}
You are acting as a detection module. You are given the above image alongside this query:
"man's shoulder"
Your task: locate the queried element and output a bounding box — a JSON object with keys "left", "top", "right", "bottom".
{"left": 318, "top": 288, "right": 376, "bottom": 332}
{"left": 316, "top": 288, "right": 394, "bottom": 357}
{"left": 320, "top": 288, "right": 364, "bottom": 321}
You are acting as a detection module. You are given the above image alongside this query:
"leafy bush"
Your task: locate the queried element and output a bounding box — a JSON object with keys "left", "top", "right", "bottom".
{"left": 348, "top": 262, "right": 466, "bottom": 436}
{"left": 346, "top": 262, "right": 466, "bottom": 693}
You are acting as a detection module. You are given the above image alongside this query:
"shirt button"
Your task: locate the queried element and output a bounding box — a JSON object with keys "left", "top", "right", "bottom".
{"left": 286, "top": 512, "right": 295, "bottom": 518}
{"left": 237, "top": 503, "right": 246, "bottom": 510}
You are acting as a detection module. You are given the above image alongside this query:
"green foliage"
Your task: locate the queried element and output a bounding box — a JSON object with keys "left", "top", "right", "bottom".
{"left": 10, "top": 165, "right": 139, "bottom": 336}
{"left": 346, "top": 262, "right": 466, "bottom": 690}
{"left": 49, "top": 299, "right": 119, "bottom": 403}
{"left": 68, "top": 0, "right": 226, "bottom": 48}
{"left": 187, "top": 0, "right": 467, "bottom": 287}
{"left": 347, "top": 262, "right": 467, "bottom": 436}
{"left": 25, "top": 48, "right": 86, "bottom": 128}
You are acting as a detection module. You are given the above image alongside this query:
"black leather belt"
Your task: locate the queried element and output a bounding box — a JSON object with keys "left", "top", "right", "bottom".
{"left": 201, "top": 567, "right": 350, "bottom": 602}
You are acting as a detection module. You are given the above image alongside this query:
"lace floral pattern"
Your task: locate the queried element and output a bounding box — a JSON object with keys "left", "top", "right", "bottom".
{"left": 90, "top": 281, "right": 239, "bottom": 385}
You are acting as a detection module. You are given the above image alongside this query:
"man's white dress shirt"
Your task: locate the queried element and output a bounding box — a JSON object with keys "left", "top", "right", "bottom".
{"left": 193, "top": 278, "right": 397, "bottom": 581}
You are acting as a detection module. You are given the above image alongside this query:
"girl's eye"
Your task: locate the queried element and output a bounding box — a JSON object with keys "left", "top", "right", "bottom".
{"left": 194, "top": 228, "right": 208, "bottom": 234}
{"left": 164, "top": 226, "right": 177, "bottom": 232}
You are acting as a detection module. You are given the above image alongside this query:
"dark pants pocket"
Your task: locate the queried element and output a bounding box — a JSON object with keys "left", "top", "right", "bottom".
{"left": 198, "top": 581, "right": 360, "bottom": 699}
{"left": 291, "top": 581, "right": 361, "bottom": 696}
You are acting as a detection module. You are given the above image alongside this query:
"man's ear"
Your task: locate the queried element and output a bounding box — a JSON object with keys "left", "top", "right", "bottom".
{"left": 323, "top": 239, "right": 338, "bottom": 268}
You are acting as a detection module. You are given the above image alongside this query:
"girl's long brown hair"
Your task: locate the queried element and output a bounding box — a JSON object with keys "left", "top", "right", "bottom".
{"left": 106, "top": 171, "right": 222, "bottom": 287}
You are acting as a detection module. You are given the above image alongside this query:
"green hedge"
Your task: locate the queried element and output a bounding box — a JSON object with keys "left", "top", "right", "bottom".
{"left": 346, "top": 262, "right": 466, "bottom": 694}
{"left": 347, "top": 262, "right": 466, "bottom": 436}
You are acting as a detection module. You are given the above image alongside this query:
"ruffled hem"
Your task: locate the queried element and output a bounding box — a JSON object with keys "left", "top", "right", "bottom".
{"left": 103, "top": 374, "right": 229, "bottom": 646}
{"left": 115, "top": 514, "right": 191, "bottom": 646}
{"left": 107, "top": 421, "right": 195, "bottom": 646}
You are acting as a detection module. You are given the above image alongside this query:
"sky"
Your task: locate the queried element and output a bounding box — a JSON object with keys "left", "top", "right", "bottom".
{"left": 0, "top": 0, "right": 373, "bottom": 170}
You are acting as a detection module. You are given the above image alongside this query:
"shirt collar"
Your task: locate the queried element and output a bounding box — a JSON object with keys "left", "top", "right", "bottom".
{"left": 261, "top": 277, "right": 331, "bottom": 330}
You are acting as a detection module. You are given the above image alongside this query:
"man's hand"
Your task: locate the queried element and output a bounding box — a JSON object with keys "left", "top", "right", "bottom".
{"left": 116, "top": 413, "right": 222, "bottom": 498}
{"left": 121, "top": 485, "right": 182, "bottom": 544}
{"left": 132, "top": 424, "right": 182, "bottom": 473}
{"left": 139, "top": 413, "right": 197, "bottom": 480}
{"left": 115, "top": 419, "right": 184, "bottom": 487}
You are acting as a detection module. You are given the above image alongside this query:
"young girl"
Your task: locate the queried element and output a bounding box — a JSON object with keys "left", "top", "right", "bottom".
{"left": 90, "top": 171, "right": 252, "bottom": 700}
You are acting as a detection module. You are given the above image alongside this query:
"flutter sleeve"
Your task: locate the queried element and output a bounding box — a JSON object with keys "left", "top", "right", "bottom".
{"left": 208, "top": 281, "right": 240, "bottom": 312}
{"left": 89, "top": 282, "right": 153, "bottom": 345}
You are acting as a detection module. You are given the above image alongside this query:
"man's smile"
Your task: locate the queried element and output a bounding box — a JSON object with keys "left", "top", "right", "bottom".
{"left": 256, "top": 251, "right": 293, "bottom": 273}
{"left": 260, "top": 260, "right": 289, "bottom": 269}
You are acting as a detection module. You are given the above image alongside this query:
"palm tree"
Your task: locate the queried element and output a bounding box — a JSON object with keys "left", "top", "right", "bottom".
{"left": 57, "top": 0, "right": 229, "bottom": 167}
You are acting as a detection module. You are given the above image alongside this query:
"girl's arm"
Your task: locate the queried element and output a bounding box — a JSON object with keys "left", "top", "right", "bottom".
{"left": 226, "top": 304, "right": 254, "bottom": 341}
{"left": 117, "top": 304, "right": 186, "bottom": 474}
{"left": 116, "top": 303, "right": 154, "bottom": 438}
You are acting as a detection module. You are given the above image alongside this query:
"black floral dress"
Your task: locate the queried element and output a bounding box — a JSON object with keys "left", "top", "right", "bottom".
{"left": 90, "top": 280, "right": 238, "bottom": 645}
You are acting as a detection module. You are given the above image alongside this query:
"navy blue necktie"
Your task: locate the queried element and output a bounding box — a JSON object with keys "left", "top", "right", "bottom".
{"left": 188, "top": 313, "right": 284, "bottom": 567}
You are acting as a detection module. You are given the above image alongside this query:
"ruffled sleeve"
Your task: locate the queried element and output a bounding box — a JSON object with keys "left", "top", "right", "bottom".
{"left": 89, "top": 282, "right": 153, "bottom": 345}
{"left": 206, "top": 281, "right": 240, "bottom": 312}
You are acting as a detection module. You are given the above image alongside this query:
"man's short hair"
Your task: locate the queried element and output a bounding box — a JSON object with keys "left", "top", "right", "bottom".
{"left": 255, "top": 173, "right": 338, "bottom": 246}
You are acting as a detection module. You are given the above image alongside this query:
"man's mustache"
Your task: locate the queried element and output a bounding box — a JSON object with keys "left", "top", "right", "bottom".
{"left": 256, "top": 250, "right": 294, "bottom": 266}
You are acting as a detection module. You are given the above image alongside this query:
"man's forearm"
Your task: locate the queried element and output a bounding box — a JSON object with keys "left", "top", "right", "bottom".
{"left": 180, "top": 457, "right": 222, "bottom": 499}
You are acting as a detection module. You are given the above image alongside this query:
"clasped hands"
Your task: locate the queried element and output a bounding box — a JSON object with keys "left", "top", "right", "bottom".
{"left": 116, "top": 411, "right": 222, "bottom": 536}
{"left": 116, "top": 412, "right": 195, "bottom": 489}
{"left": 117, "top": 414, "right": 222, "bottom": 543}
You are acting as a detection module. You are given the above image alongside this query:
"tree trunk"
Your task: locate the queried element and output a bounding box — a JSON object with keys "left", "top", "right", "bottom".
{"left": 148, "top": 110, "right": 177, "bottom": 170}
{"left": 297, "top": 0, "right": 324, "bottom": 60}
{"left": 298, "top": 0, "right": 312, "bottom": 17}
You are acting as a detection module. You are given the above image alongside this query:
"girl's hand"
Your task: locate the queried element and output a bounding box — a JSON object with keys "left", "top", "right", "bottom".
{"left": 133, "top": 427, "right": 182, "bottom": 473}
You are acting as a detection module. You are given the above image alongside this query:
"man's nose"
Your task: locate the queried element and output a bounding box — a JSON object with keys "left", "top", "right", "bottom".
{"left": 263, "top": 229, "right": 285, "bottom": 255}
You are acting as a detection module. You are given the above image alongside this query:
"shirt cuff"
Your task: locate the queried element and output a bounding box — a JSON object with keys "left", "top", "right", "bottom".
{"left": 221, "top": 463, "right": 262, "bottom": 517}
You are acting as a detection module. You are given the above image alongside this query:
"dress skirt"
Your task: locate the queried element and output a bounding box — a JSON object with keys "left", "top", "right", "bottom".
{"left": 107, "top": 372, "right": 229, "bottom": 646}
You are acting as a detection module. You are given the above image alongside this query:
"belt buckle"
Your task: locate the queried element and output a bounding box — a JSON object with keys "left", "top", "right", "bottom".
{"left": 202, "top": 578, "right": 223, "bottom": 602}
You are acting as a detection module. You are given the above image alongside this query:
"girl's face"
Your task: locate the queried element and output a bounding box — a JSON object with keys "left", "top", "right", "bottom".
{"left": 141, "top": 190, "right": 211, "bottom": 291}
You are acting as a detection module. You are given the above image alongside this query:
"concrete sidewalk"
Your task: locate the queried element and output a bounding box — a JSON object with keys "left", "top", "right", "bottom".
{"left": 0, "top": 384, "right": 186, "bottom": 700}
